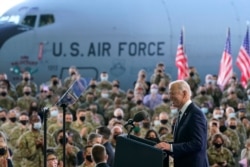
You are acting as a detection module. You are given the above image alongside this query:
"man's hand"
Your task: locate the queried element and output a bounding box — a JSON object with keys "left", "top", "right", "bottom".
{"left": 155, "top": 142, "right": 171, "bottom": 151}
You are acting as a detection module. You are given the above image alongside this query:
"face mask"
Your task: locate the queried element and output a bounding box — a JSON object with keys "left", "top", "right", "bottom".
{"left": 160, "top": 119, "right": 168, "bottom": 124}
{"left": 30, "top": 106, "right": 38, "bottom": 111}
{"left": 70, "top": 72, "right": 76, "bottom": 76}
{"left": 0, "top": 92, "right": 7, "bottom": 96}
{"left": 24, "top": 91, "right": 31, "bottom": 96}
{"left": 86, "top": 155, "right": 93, "bottom": 162}
{"left": 0, "top": 148, "right": 6, "bottom": 156}
{"left": 20, "top": 120, "right": 28, "bottom": 125}
{"left": 53, "top": 80, "right": 58, "bottom": 86}
{"left": 47, "top": 95, "right": 52, "bottom": 99}
{"left": 201, "top": 107, "right": 208, "bottom": 114}
{"left": 101, "top": 93, "right": 109, "bottom": 98}
{"left": 100, "top": 76, "right": 108, "bottom": 81}
{"left": 80, "top": 116, "right": 85, "bottom": 122}
{"left": 219, "top": 125, "right": 227, "bottom": 133}
{"left": 127, "top": 97, "right": 132, "bottom": 101}
{"left": 213, "top": 114, "right": 222, "bottom": 119}
{"left": 228, "top": 113, "right": 236, "bottom": 118}
{"left": 59, "top": 137, "right": 68, "bottom": 145}
{"left": 33, "top": 122, "right": 42, "bottom": 130}
{"left": 200, "top": 91, "right": 206, "bottom": 95}
{"left": 113, "top": 84, "right": 119, "bottom": 88}
{"left": 163, "top": 99, "right": 170, "bottom": 103}
{"left": 159, "top": 87, "right": 166, "bottom": 92}
{"left": 189, "top": 72, "right": 194, "bottom": 77}
{"left": 0, "top": 117, "right": 6, "bottom": 122}
{"left": 154, "top": 120, "right": 161, "bottom": 126}
{"left": 9, "top": 117, "right": 16, "bottom": 123}
{"left": 133, "top": 126, "right": 140, "bottom": 133}
{"left": 136, "top": 100, "right": 143, "bottom": 105}
{"left": 90, "top": 85, "right": 96, "bottom": 89}
{"left": 115, "top": 115, "right": 123, "bottom": 120}
{"left": 214, "top": 143, "right": 223, "bottom": 149}
{"left": 150, "top": 88, "right": 158, "bottom": 94}
{"left": 24, "top": 77, "right": 29, "bottom": 82}
{"left": 51, "top": 110, "right": 59, "bottom": 117}
{"left": 142, "top": 122, "right": 150, "bottom": 128}
{"left": 171, "top": 109, "right": 178, "bottom": 115}
{"left": 229, "top": 125, "right": 237, "bottom": 130}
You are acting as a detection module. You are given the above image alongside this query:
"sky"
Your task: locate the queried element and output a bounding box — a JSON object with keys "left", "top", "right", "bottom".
{"left": 0, "top": 0, "right": 25, "bottom": 15}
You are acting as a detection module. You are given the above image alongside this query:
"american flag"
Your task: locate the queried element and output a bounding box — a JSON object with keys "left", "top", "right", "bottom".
{"left": 176, "top": 28, "right": 189, "bottom": 80}
{"left": 217, "top": 28, "right": 233, "bottom": 90}
{"left": 236, "top": 26, "right": 250, "bottom": 88}
{"left": 37, "top": 43, "right": 44, "bottom": 60}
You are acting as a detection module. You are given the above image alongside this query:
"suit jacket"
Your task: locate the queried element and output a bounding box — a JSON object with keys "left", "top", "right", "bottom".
{"left": 103, "top": 141, "right": 114, "bottom": 167}
{"left": 173, "top": 102, "right": 209, "bottom": 167}
{"left": 96, "top": 162, "right": 110, "bottom": 167}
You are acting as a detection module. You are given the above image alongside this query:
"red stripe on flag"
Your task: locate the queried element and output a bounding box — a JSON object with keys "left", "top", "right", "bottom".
{"left": 236, "top": 27, "right": 250, "bottom": 88}
{"left": 217, "top": 28, "right": 233, "bottom": 90}
{"left": 176, "top": 29, "right": 189, "bottom": 80}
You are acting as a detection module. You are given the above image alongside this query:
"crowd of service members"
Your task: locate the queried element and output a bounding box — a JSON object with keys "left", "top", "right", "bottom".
{"left": 0, "top": 63, "right": 250, "bottom": 167}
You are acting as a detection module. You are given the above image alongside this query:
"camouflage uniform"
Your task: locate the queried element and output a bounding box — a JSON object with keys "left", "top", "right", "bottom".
{"left": 0, "top": 121, "right": 20, "bottom": 139}
{"left": 53, "top": 127, "right": 83, "bottom": 150}
{"left": 17, "top": 96, "right": 37, "bottom": 111}
{"left": 160, "top": 133, "right": 174, "bottom": 143}
{"left": 10, "top": 125, "right": 30, "bottom": 167}
{"left": 95, "top": 97, "right": 113, "bottom": 116}
{"left": 9, "top": 125, "right": 30, "bottom": 149}
{"left": 96, "top": 81, "right": 112, "bottom": 90}
{"left": 48, "top": 123, "right": 61, "bottom": 135}
{"left": 222, "top": 128, "right": 241, "bottom": 156}
{"left": 71, "top": 121, "right": 94, "bottom": 146}
{"left": 54, "top": 144, "right": 79, "bottom": 167}
{"left": 15, "top": 81, "right": 37, "bottom": 97}
{"left": 16, "top": 131, "right": 45, "bottom": 167}
{"left": 185, "top": 75, "right": 200, "bottom": 97}
{"left": 130, "top": 105, "right": 151, "bottom": 119}
{"left": 79, "top": 162, "right": 95, "bottom": 167}
{"left": 154, "top": 103, "right": 171, "bottom": 118}
{"left": 193, "top": 94, "right": 214, "bottom": 108}
{"left": 207, "top": 145, "right": 235, "bottom": 167}
{"left": 0, "top": 95, "right": 16, "bottom": 110}
{"left": 47, "top": 117, "right": 58, "bottom": 129}
{"left": 150, "top": 73, "right": 171, "bottom": 88}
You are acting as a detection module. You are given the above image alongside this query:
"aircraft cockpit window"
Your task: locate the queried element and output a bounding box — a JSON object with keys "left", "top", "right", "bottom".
{"left": 0, "top": 15, "right": 20, "bottom": 24}
{"left": 22, "top": 15, "right": 37, "bottom": 27}
{"left": 39, "top": 14, "right": 54, "bottom": 27}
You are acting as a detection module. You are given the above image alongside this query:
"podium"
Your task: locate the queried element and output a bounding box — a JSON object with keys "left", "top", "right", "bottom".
{"left": 114, "top": 134, "right": 169, "bottom": 167}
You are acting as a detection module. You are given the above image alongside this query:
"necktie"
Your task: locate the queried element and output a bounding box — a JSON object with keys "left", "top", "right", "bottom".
{"left": 177, "top": 111, "right": 182, "bottom": 124}
{"left": 174, "top": 111, "right": 182, "bottom": 135}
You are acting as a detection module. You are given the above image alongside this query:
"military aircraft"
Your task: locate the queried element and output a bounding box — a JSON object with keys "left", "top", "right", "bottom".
{"left": 0, "top": 0, "right": 249, "bottom": 90}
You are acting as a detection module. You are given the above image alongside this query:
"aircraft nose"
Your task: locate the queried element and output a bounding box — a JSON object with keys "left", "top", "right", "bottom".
{"left": 0, "top": 23, "right": 31, "bottom": 48}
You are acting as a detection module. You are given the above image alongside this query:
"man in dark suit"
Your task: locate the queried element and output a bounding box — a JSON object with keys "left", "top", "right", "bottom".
{"left": 92, "top": 144, "right": 110, "bottom": 167}
{"left": 156, "top": 80, "right": 209, "bottom": 167}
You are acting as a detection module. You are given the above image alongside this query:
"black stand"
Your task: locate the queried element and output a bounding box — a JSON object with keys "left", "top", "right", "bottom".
{"left": 60, "top": 103, "right": 67, "bottom": 167}
{"left": 114, "top": 134, "right": 168, "bottom": 167}
{"left": 42, "top": 107, "right": 50, "bottom": 167}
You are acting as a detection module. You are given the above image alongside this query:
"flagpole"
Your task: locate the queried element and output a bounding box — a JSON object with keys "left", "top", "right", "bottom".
{"left": 42, "top": 107, "right": 50, "bottom": 167}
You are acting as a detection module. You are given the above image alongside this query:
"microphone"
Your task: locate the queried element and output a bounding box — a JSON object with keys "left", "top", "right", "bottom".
{"left": 133, "top": 111, "right": 147, "bottom": 122}
{"left": 124, "top": 111, "right": 147, "bottom": 135}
